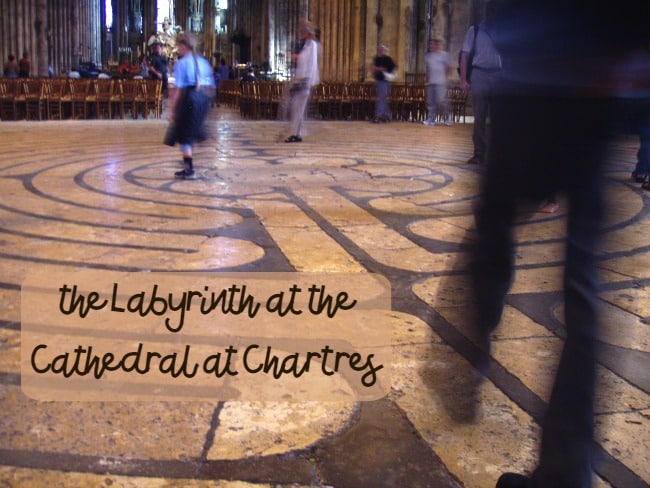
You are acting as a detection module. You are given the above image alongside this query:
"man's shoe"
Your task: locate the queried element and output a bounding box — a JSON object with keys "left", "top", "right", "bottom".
{"left": 495, "top": 473, "right": 530, "bottom": 488}
{"left": 174, "top": 169, "right": 197, "bottom": 180}
{"left": 423, "top": 120, "right": 436, "bottom": 126}
{"left": 285, "top": 135, "right": 302, "bottom": 143}
{"left": 467, "top": 156, "right": 481, "bottom": 165}
{"left": 632, "top": 170, "right": 648, "bottom": 183}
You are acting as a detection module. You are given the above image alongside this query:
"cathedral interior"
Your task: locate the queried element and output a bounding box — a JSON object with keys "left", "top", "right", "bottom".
{"left": 1, "top": 0, "right": 480, "bottom": 83}
{"left": 1, "top": 1, "right": 649, "bottom": 488}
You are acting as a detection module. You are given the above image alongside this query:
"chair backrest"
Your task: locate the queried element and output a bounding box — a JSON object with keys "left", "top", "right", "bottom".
{"left": 121, "top": 79, "right": 138, "bottom": 98}
{"left": 72, "top": 79, "right": 91, "bottom": 98}
{"left": 144, "top": 79, "right": 161, "bottom": 100}
{"left": 0, "top": 79, "right": 19, "bottom": 97}
{"left": 24, "top": 79, "right": 43, "bottom": 99}
{"left": 43, "top": 79, "right": 64, "bottom": 99}
{"left": 95, "top": 79, "right": 114, "bottom": 99}
{"left": 405, "top": 72, "right": 425, "bottom": 85}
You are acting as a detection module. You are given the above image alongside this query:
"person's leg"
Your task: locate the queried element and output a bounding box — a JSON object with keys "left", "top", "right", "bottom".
{"left": 175, "top": 143, "right": 196, "bottom": 179}
{"left": 287, "top": 89, "right": 310, "bottom": 141}
{"left": 436, "top": 84, "right": 451, "bottom": 125}
{"left": 530, "top": 98, "right": 609, "bottom": 488}
{"left": 470, "top": 94, "right": 520, "bottom": 371}
{"left": 375, "top": 81, "right": 389, "bottom": 121}
{"left": 469, "top": 70, "right": 490, "bottom": 164}
{"left": 424, "top": 84, "right": 436, "bottom": 124}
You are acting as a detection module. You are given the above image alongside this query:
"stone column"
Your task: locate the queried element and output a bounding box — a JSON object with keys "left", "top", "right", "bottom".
{"left": 36, "top": 0, "right": 49, "bottom": 76}
{"left": 203, "top": 0, "right": 216, "bottom": 59}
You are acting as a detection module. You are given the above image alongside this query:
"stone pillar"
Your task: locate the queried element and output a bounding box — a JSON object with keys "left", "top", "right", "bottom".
{"left": 203, "top": 0, "right": 216, "bottom": 59}
{"left": 36, "top": 0, "right": 49, "bottom": 76}
{"left": 308, "top": 0, "right": 366, "bottom": 82}
{"left": 142, "top": 0, "right": 158, "bottom": 42}
{"left": 176, "top": 0, "right": 189, "bottom": 32}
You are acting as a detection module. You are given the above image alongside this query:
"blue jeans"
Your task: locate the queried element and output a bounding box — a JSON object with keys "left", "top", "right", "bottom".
{"left": 375, "top": 80, "right": 390, "bottom": 120}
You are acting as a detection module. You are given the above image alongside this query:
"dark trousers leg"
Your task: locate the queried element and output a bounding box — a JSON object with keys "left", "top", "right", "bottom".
{"left": 532, "top": 101, "right": 609, "bottom": 488}
{"left": 472, "top": 95, "right": 611, "bottom": 487}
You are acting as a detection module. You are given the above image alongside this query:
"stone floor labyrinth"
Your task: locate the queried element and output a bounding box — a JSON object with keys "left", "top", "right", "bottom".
{"left": 0, "top": 111, "right": 648, "bottom": 487}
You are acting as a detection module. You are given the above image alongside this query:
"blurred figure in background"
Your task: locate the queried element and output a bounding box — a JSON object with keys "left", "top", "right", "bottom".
{"left": 149, "top": 42, "right": 169, "bottom": 95}
{"left": 466, "top": 1, "right": 649, "bottom": 487}
{"left": 459, "top": 2, "right": 501, "bottom": 165}
{"left": 214, "top": 57, "right": 231, "bottom": 107}
{"left": 423, "top": 38, "right": 452, "bottom": 126}
{"left": 18, "top": 51, "right": 30, "bottom": 78}
{"left": 371, "top": 45, "right": 397, "bottom": 123}
{"left": 283, "top": 19, "right": 320, "bottom": 143}
{"left": 3, "top": 54, "right": 18, "bottom": 78}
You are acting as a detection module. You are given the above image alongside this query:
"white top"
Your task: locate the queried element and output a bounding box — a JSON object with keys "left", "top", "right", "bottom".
{"left": 295, "top": 38, "right": 320, "bottom": 87}
{"left": 424, "top": 50, "right": 450, "bottom": 85}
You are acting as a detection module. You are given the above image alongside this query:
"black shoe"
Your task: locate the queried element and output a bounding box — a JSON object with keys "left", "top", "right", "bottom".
{"left": 467, "top": 155, "right": 482, "bottom": 165}
{"left": 496, "top": 473, "right": 530, "bottom": 488}
{"left": 285, "top": 135, "right": 302, "bottom": 143}
{"left": 632, "top": 170, "right": 648, "bottom": 183}
{"left": 174, "top": 169, "right": 197, "bottom": 180}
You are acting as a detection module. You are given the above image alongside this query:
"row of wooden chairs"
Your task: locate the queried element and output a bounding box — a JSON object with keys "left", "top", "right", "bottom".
{"left": 0, "top": 78, "right": 163, "bottom": 121}
{"left": 234, "top": 80, "right": 468, "bottom": 123}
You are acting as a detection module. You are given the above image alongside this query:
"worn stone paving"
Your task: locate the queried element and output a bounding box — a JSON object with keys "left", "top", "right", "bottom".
{"left": 0, "top": 109, "right": 648, "bottom": 488}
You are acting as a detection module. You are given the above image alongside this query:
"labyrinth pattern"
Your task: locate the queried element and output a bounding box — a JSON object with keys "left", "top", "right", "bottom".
{"left": 0, "top": 111, "right": 648, "bottom": 488}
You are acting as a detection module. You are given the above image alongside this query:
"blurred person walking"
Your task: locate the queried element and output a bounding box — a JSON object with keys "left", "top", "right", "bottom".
{"left": 164, "top": 33, "right": 215, "bottom": 180}
{"left": 466, "top": 1, "right": 649, "bottom": 487}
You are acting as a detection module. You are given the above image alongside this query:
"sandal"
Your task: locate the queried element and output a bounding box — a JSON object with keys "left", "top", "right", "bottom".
{"left": 643, "top": 175, "right": 650, "bottom": 191}
{"left": 284, "top": 135, "right": 302, "bottom": 143}
{"left": 632, "top": 170, "right": 648, "bottom": 183}
{"left": 538, "top": 201, "right": 559, "bottom": 214}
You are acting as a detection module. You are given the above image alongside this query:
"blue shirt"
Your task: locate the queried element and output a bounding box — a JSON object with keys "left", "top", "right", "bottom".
{"left": 173, "top": 53, "right": 215, "bottom": 89}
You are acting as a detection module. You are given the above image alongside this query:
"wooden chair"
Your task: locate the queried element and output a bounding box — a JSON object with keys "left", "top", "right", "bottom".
{"left": 134, "top": 79, "right": 147, "bottom": 118}
{"left": 12, "top": 79, "right": 43, "bottom": 120}
{"left": 59, "top": 78, "right": 74, "bottom": 119}
{"left": 326, "top": 82, "right": 350, "bottom": 120}
{"left": 12, "top": 79, "right": 29, "bottom": 120}
{"left": 239, "top": 82, "right": 260, "bottom": 119}
{"left": 0, "top": 79, "right": 13, "bottom": 120}
{"left": 408, "top": 84, "right": 427, "bottom": 122}
{"left": 389, "top": 83, "right": 408, "bottom": 121}
{"left": 95, "top": 79, "right": 115, "bottom": 119}
{"left": 0, "top": 79, "right": 19, "bottom": 120}
{"left": 220, "top": 79, "right": 240, "bottom": 108}
{"left": 405, "top": 72, "right": 426, "bottom": 85}
{"left": 83, "top": 79, "right": 98, "bottom": 119}
{"left": 258, "top": 81, "right": 277, "bottom": 119}
{"left": 24, "top": 79, "right": 44, "bottom": 120}
{"left": 120, "top": 79, "right": 140, "bottom": 119}
{"left": 143, "top": 79, "right": 163, "bottom": 118}
{"left": 43, "top": 78, "right": 65, "bottom": 120}
{"left": 70, "top": 79, "right": 91, "bottom": 119}
{"left": 264, "top": 81, "right": 284, "bottom": 120}
{"left": 447, "top": 86, "right": 468, "bottom": 123}
{"left": 350, "top": 82, "right": 375, "bottom": 121}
